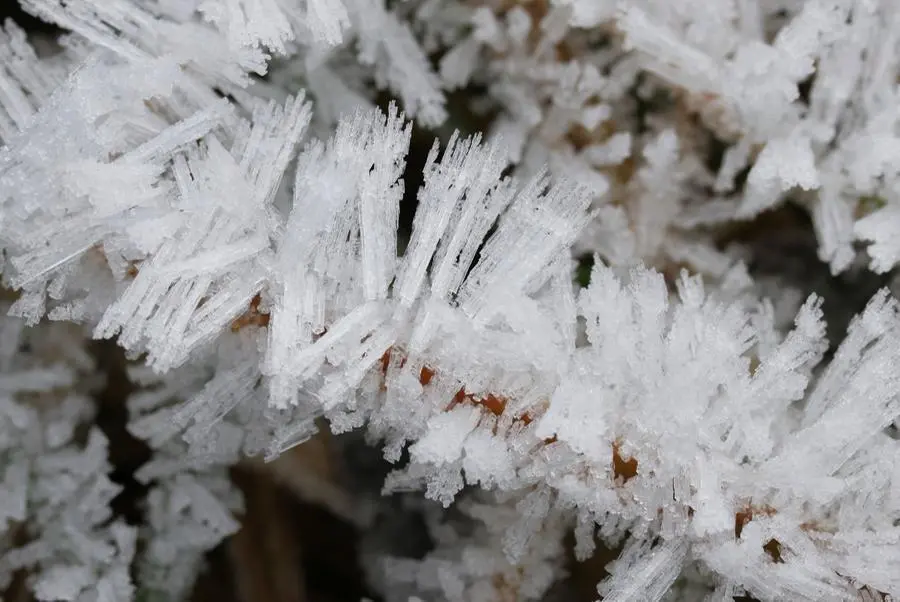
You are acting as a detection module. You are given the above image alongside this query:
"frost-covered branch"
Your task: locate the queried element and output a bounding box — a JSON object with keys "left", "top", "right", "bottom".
{"left": 3, "top": 0, "right": 900, "bottom": 601}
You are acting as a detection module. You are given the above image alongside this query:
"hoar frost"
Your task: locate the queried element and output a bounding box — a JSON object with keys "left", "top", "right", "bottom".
{"left": 2, "top": 0, "right": 900, "bottom": 601}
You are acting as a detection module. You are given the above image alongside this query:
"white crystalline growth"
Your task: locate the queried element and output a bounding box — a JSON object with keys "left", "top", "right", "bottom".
{"left": 0, "top": 313, "right": 137, "bottom": 602}
{"left": 5, "top": 0, "right": 900, "bottom": 601}
{"left": 92, "top": 94, "right": 311, "bottom": 373}
{"left": 347, "top": 0, "right": 447, "bottom": 126}
{"left": 198, "top": 0, "right": 296, "bottom": 54}
{"left": 532, "top": 265, "right": 900, "bottom": 600}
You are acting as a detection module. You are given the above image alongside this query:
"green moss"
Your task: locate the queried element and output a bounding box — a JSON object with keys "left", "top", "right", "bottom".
{"left": 857, "top": 194, "right": 887, "bottom": 217}
{"left": 575, "top": 255, "right": 595, "bottom": 288}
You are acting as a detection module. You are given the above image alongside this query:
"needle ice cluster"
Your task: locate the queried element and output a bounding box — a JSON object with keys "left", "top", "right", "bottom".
{"left": 0, "top": 313, "right": 135, "bottom": 601}
{"left": 2, "top": 0, "right": 900, "bottom": 601}
{"left": 368, "top": 263, "right": 900, "bottom": 602}
{"left": 414, "top": 0, "right": 900, "bottom": 277}
{"left": 0, "top": 311, "right": 245, "bottom": 602}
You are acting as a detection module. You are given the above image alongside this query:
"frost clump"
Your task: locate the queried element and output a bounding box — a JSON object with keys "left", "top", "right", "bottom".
{"left": 3, "top": 0, "right": 900, "bottom": 601}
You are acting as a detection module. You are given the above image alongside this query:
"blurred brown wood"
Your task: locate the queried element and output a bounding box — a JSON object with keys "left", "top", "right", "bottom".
{"left": 227, "top": 468, "right": 308, "bottom": 602}
{"left": 566, "top": 531, "right": 622, "bottom": 602}
{"left": 243, "top": 430, "right": 361, "bottom": 527}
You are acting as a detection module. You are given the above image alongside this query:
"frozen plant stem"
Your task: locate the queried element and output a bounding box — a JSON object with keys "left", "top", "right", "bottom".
{"left": 3, "top": 1, "right": 900, "bottom": 602}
